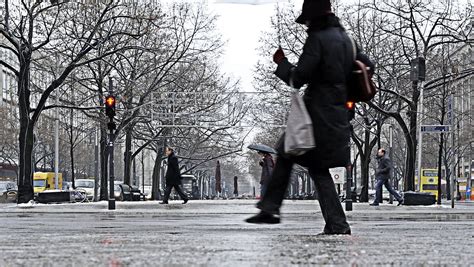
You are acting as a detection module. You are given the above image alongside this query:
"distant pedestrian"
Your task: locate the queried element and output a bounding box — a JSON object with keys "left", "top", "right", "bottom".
{"left": 245, "top": 0, "right": 354, "bottom": 235}
{"left": 233, "top": 176, "right": 239, "bottom": 198}
{"left": 370, "top": 148, "right": 403, "bottom": 206}
{"left": 160, "top": 147, "right": 189, "bottom": 204}
{"left": 258, "top": 152, "right": 274, "bottom": 198}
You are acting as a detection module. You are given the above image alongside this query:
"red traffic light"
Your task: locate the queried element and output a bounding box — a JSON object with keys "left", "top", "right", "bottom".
{"left": 105, "top": 96, "right": 116, "bottom": 107}
{"left": 346, "top": 101, "right": 355, "bottom": 110}
{"left": 105, "top": 95, "right": 116, "bottom": 118}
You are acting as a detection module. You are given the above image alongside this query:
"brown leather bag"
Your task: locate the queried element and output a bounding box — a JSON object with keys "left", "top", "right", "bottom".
{"left": 347, "top": 38, "right": 377, "bottom": 102}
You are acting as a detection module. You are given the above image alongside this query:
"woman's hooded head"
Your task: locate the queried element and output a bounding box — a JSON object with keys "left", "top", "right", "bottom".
{"left": 295, "top": 0, "right": 333, "bottom": 25}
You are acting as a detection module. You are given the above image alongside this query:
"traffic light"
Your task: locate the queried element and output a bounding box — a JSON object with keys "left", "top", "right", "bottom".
{"left": 346, "top": 101, "right": 355, "bottom": 121}
{"left": 105, "top": 95, "right": 116, "bottom": 118}
{"left": 410, "top": 57, "right": 426, "bottom": 81}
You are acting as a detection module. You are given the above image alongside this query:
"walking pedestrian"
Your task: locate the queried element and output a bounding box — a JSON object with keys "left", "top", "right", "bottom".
{"left": 160, "top": 147, "right": 189, "bottom": 204}
{"left": 370, "top": 148, "right": 403, "bottom": 206}
{"left": 233, "top": 176, "right": 239, "bottom": 198}
{"left": 259, "top": 152, "right": 274, "bottom": 198}
{"left": 246, "top": 0, "right": 357, "bottom": 235}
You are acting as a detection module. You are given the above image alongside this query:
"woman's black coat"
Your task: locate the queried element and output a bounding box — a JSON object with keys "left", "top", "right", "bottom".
{"left": 259, "top": 154, "right": 274, "bottom": 185}
{"left": 165, "top": 152, "right": 182, "bottom": 186}
{"left": 274, "top": 16, "right": 355, "bottom": 168}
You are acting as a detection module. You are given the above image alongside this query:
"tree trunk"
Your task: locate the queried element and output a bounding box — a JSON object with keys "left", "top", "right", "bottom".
{"left": 445, "top": 156, "right": 451, "bottom": 200}
{"left": 404, "top": 136, "right": 416, "bottom": 191}
{"left": 359, "top": 126, "right": 374, "bottom": 202}
{"left": 151, "top": 146, "right": 163, "bottom": 200}
{"left": 17, "top": 52, "right": 34, "bottom": 203}
{"left": 404, "top": 81, "right": 420, "bottom": 191}
{"left": 18, "top": 124, "right": 35, "bottom": 203}
{"left": 70, "top": 110, "right": 76, "bottom": 188}
{"left": 359, "top": 156, "right": 371, "bottom": 202}
{"left": 123, "top": 127, "right": 132, "bottom": 185}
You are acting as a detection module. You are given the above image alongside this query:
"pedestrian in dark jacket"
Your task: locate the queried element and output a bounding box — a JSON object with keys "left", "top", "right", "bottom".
{"left": 246, "top": 0, "right": 353, "bottom": 235}
{"left": 370, "top": 148, "right": 403, "bottom": 206}
{"left": 160, "top": 147, "right": 189, "bottom": 204}
{"left": 233, "top": 176, "right": 239, "bottom": 198}
{"left": 258, "top": 152, "right": 274, "bottom": 198}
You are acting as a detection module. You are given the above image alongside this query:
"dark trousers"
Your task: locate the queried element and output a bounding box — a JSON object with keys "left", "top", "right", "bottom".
{"left": 373, "top": 178, "right": 402, "bottom": 204}
{"left": 163, "top": 184, "right": 188, "bottom": 202}
{"left": 257, "top": 156, "right": 350, "bottom": 233}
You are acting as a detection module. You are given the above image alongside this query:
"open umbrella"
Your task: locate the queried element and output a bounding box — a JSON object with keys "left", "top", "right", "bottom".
{"left": 247, "top": 144, "right": 277, "bottom": 154}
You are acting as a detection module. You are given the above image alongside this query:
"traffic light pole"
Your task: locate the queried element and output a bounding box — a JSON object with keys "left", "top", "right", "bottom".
{"left": 108, "top": 126, "right": 116, "bottom": 210}
{"left": 345, "top": 164, "right": 353, "bottom": 211}
{"left": 106, "top": 78, "right": 116, "bottom": 210}
{"left": 345, "top": 123, "right": 354, "bottom": 212}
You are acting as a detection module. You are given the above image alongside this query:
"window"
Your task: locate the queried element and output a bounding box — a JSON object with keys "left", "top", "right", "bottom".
{"left": 34, "top": 180, "right": 46, "bottom": 187}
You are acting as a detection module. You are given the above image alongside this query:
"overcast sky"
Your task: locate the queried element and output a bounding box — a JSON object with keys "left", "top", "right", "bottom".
{"left": 209, "top": 0, "right": 304, "bottom": 92}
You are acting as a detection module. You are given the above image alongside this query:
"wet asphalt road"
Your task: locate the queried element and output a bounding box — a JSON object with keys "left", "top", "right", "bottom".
{"left": 0, "top": 200, "right": 473, "bottom": 266}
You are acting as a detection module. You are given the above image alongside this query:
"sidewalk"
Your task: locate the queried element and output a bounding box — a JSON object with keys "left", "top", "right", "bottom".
{"left": 1, "top": 200, "right": 473, "bottom": 266}
{"left": 2, "top": 199, "right": 474, "bottom": 216}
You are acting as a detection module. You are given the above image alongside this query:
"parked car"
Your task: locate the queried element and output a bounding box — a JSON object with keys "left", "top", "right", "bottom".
{"left": 129, "top": 185, "right": 145, "bottom": 201}
{"left": 114, "top": 184, "right": 124, "bottom": 201}
{"left": 0, "top": 181, "right": 18, "bottom": 203}
{"left": 75, "top": 179, "right": 96, "bottom": 201}
{"left": 115, "top": 183, "right": 132, "bottom": 201}
{"left": 113, "top": 183, "right": 145, "bottom": 201}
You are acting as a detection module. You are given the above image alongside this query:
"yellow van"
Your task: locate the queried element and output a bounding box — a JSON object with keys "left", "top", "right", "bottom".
{"left": 419, "top": 169, "right": 446, "bottom": 201}
{"left": 33, "top": 172, "right": 63, "bottom": 193}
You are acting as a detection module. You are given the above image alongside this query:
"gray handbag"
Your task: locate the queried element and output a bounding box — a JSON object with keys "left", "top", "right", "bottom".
{"left": 284, "top": 92, "right": 315, "bottom": 156}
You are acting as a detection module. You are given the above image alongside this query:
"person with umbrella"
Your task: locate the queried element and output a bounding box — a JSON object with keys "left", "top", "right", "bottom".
{"left": 245, "top": 0, "right": 354, "bottom": 235}
{"left": 248, "top": 144, "right": 276, "bottom": 198}
{"left": 258, "top": 151, "right": 274, "bottom": 198}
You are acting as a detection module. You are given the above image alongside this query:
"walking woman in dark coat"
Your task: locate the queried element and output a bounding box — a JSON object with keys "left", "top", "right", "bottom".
{"left": 258, "top": 152, "right": 274, "bottom": 198}
{"left": 246, "top": 0, "right": 357, "bottom": 235}
{"left": 160, "top": 147, "right": 189, "bottom": 204}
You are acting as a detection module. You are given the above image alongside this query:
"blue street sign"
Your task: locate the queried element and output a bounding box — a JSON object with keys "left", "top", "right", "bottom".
{"left": 421, "top": 125, "right": 450, "bottom": 133}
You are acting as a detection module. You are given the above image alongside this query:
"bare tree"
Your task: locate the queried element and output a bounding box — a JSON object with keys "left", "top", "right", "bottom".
{"left": 0, "top": 1, "right": 154, "bottom": 202}
{"left": 360, "top": 0, "right": 473, "bottom": 191}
